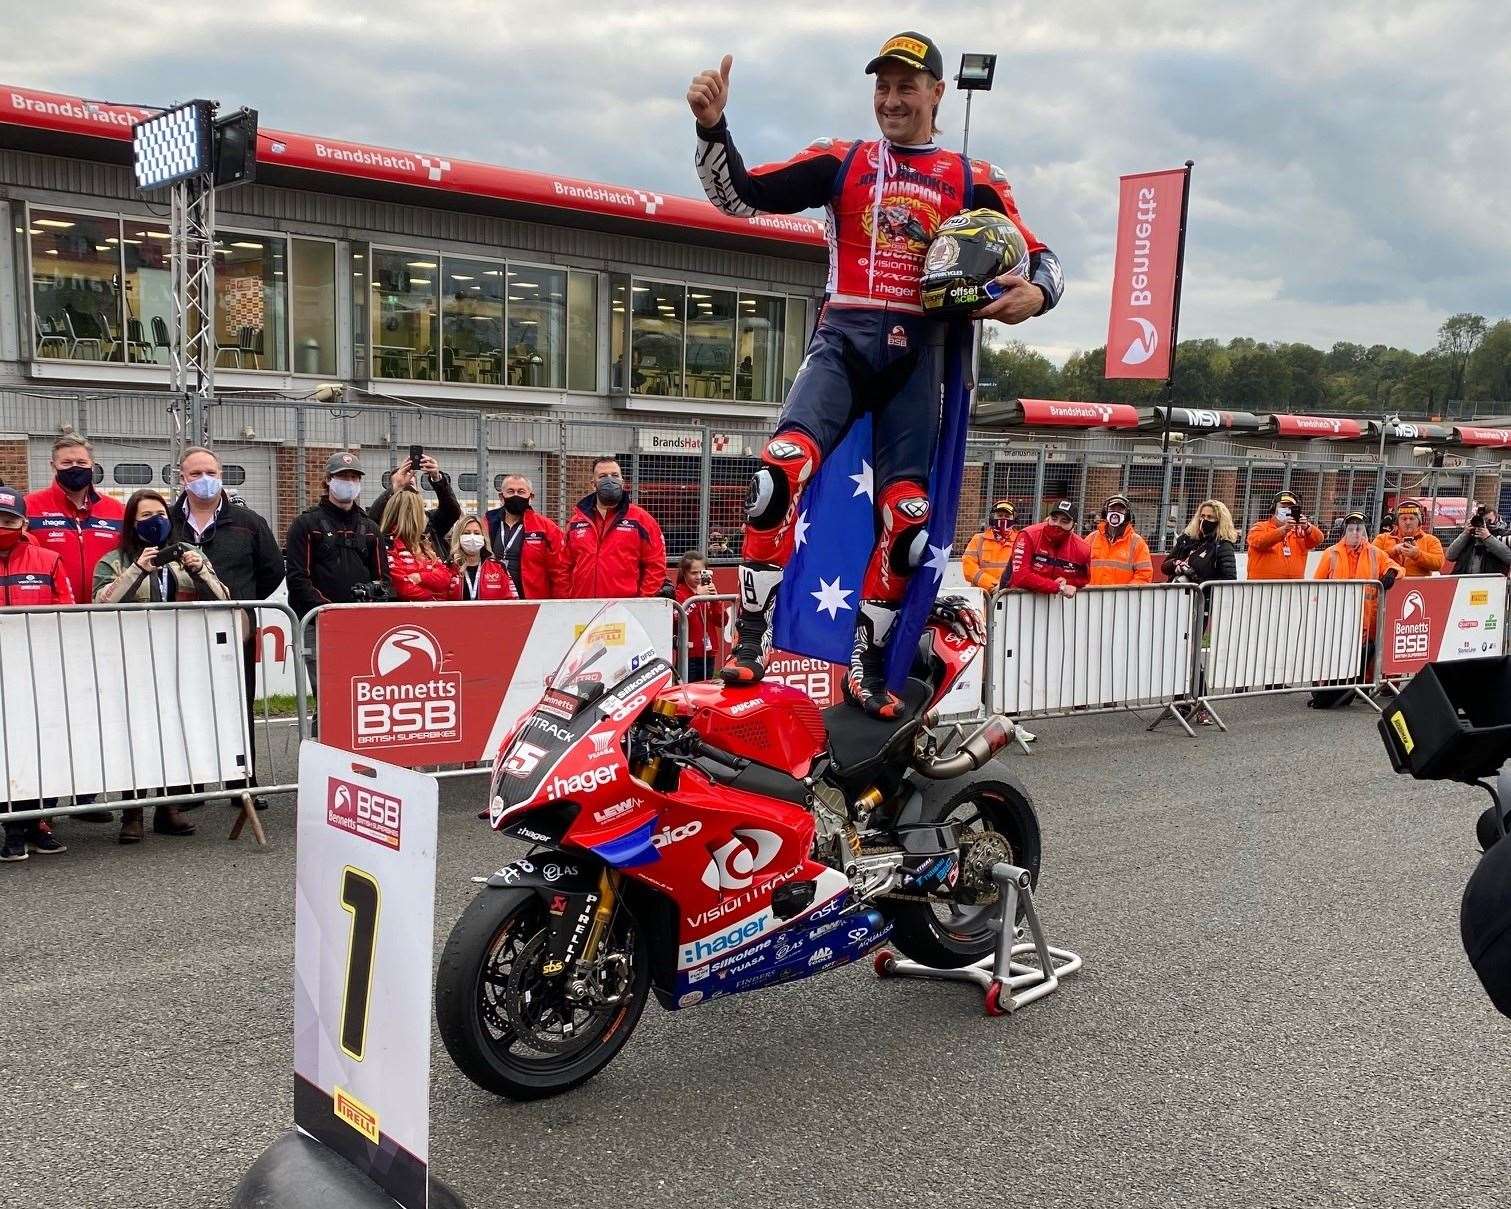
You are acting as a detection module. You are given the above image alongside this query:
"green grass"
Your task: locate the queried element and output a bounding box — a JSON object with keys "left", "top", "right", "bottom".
{"left": 254, "top": 694, "right": 301, "bottom": 719}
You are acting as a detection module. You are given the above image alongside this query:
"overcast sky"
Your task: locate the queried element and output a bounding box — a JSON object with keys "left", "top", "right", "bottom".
{"left": 3, "top": 1, "right": 1508, "bottom": 364}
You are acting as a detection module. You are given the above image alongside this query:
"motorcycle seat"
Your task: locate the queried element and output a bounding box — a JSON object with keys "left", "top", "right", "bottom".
{"left": 822, "top": 677, "right": 933, "bottom": 784}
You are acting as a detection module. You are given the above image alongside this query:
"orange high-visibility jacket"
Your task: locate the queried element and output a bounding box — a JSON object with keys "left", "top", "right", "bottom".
{"left": 1373, "top": 530, "right": 1444, "bottom": 577}
{"left": 1247, "top": 518, "right": 1323, "bottom": 579}
{"left": 962, "top": 527, "right": 1017, "bottom": 591}
{"left": 1088, "top": 524, "right": 1153, "bottom": 586}
{"left": 1313, "top": 540, "right": 1401, "bottom": 637}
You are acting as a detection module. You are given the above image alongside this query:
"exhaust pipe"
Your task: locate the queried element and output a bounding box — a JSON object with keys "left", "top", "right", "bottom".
{"left": 915, "top": 715, "right": 1016, "bottom": 779}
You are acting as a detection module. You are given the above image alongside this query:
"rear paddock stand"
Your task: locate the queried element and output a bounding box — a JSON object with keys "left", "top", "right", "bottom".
{"left": 873, "top": 862, "right": 1082, "bottom": 1017}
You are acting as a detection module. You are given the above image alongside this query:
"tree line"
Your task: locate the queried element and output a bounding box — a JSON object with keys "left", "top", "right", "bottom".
{"left": 981, "top": 313, "right": 1511, "bottom": 418}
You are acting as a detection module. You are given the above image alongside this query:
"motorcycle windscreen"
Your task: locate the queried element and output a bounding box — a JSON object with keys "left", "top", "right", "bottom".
{"left": 490, "top": 602, "right": 665, "bottom": 814}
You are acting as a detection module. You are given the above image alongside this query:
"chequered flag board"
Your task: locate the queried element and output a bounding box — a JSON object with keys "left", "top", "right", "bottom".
{"left": 132, "top": 100, "right": 211, "bottom": 190}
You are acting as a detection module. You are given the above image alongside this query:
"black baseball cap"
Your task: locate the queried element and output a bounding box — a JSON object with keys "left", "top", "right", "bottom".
{"left": 0, "top": 486, "right": 25, "bottom": 519}
{"left": 865, "top": 32, "right": 945, "bottom": 79}
{"left": 1343, "top": 511, "right": 1367, "bottom": 526}
{"left": 1049, "top": 499, "right": 1077, "bottom": 522}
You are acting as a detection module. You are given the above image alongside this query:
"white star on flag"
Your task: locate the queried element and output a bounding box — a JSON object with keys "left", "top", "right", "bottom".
{"left": 812, "top": 577, "right": 853, "bottom": 619}
{"left": 794, "top": 511, "right": 810, "bottom": 549}
{"left": 849, "top": 461, "right": 874, "bottom": 500}
{"left": 924, "top": 541, "right": 951, "bottom": 581}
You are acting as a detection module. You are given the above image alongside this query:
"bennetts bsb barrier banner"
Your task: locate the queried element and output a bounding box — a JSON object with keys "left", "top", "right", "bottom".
{"left": 1379, "top": 574, "right": 1507, "bottom": 678}
{"left": 1105, "top": 168, "right": 1187, "bottom": 380}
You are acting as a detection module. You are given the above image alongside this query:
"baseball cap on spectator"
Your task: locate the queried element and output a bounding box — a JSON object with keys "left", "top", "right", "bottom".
{"left": 325, "top": 451, "right": 364, "bottom": 476}
{"left": 0, "top": 486, "right": 25, "bottom": 518}
{"left": 865, "top": 31, "right": 945, "bottom": 79}
{"left": 1396, "top": 498, "right": 1422, "bottom": 515}
{"left": 1272, "top": 490, "right": 1300, "bottom": 510}
{"left": 1343, "top": 511, "right": 1367, "bottom": 526}
{"left": 1048, "top": 499, "right": 1077, "bottom": 522}
{"left": 992, "top": 500, "right": 1015, "bottom": 516}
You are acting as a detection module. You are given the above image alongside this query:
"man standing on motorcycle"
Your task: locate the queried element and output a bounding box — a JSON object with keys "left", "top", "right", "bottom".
{"left": 688, "top": 32, "right": 1064, "bottom": 716}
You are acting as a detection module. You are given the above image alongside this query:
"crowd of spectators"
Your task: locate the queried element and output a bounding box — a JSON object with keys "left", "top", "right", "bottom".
{"left": 2, "top": 433, "right": 1506, "bottom": 865}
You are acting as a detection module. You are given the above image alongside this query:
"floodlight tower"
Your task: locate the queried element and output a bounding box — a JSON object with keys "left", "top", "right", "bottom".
{"left": 132, "top": 100, "right": 257, "bottom": 459}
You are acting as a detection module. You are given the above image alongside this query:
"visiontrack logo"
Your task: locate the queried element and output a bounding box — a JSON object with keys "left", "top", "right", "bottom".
{"left": 702, "top": 828, "right": 783, "bottom": 891}
{"left": 352, "top": 626, "right": 460, "bottom": 749}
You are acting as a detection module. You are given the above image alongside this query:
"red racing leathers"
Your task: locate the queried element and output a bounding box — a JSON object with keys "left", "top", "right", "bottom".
{"left": 563, "top": 494, "right": 668, "bottom": 599}
{"left": 1009, "top": 522, "right": 1091, "bottom": 594}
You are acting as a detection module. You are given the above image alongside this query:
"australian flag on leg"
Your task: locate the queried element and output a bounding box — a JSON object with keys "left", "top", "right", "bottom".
{"left": 771, "top": 319, "right": 974, "bottom": 690}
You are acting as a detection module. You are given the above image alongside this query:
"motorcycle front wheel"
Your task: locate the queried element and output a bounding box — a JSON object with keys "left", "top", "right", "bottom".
{"left": 435, "top": 887, "right": 650, "bottom": 1100}
{"left": 884, "top": 776, "right": 1042, "bottom": 969}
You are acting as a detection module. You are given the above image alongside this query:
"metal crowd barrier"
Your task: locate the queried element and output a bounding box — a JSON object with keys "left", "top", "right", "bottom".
{"left": 984, "top": 582, "right": 1205, "bottom": 735}
{"left": 1195, "top": 579, "right": 1378, "bottom": 726}
{"left": 671, "top": 592, "right": 739, "bottom": 683}
{"left": 0, "top": 600, "right": 305, "bottom": 845}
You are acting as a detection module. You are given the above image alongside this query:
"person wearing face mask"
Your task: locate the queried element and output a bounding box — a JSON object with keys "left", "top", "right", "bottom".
{"left": 93, "top": 489, "right": 228, "bottom": 842}
{"left": 1008, "top": 500, "right": 1091, "bottom": 596}
{"left": 1162, "top": 501, "right": 1239, "bottom": 585}
{"left": 448, "top": 515, "right": 518, "bottom": 601}
{"left": 563, "top": 457, "right": 668, "bottom": 599}
{"left": 1310, "top": 511, "right": 1403, "bottom": 708}
{"left": 283, "top": 451, "right": 385, "bottom": 619}
{"left": 169, "top": 445, "right": 283, "bottom": 812}
{"left": 0, "top": 486, "right": 73, "bottom": 863}
{"left": 962, "top": 501, "right": 1019, "bottom": 591}
{"left": 25, "top": 435, "right": 124, "bottom": 604}
{"left": 484, "top": 474, "right": 567, "bottom": 599}
{"left": 1088, "top": 493, "right": 1153, "bottom": 587}
{"left": 1246, "top": 490, "right": 1324, "bottom": 580}
{"left": 1374, "top": 499, "right": 1445, "bottom": 577}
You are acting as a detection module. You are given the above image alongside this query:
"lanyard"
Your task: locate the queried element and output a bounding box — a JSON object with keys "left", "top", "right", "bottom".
{"left": 464, "top": 564, "right": 481, "bottom": 599}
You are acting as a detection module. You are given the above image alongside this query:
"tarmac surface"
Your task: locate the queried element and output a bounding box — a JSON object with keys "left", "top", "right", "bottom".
{"left": 3, "top": 695, "right": 1509, "bottom": 1209}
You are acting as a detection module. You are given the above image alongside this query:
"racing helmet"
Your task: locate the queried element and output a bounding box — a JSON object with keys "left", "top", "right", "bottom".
{"left": 920, "top": 208, "right": 1031, "bottom": 317}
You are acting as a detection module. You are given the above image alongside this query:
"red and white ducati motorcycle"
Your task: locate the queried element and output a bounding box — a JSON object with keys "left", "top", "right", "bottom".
{"left": 436, "top": 597, "right": 1040, "bottom": 1099}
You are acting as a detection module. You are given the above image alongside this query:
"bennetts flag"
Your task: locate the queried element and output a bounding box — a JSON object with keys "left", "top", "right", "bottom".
{"left": 1104, "top": 168, "right": 1186, "bottom": 380}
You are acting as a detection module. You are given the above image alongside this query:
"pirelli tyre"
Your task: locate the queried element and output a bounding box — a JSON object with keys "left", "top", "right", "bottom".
{"left": 435, "top": 887, "right": 651, "bottom": 1100}
{"left": 882, "top": 773, "right": 1042, "bottom": 969}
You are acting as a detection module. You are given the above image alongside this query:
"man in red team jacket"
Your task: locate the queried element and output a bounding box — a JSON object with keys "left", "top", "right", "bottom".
{"left": 563, "top": 458, "right": 668, "bottom": 598}
{"left": 0, "top": 486, "right": 73, "bottom": 862}
{"left": 1010, "top": 500, "right": 1091, "bottom": 596}
{"left": 25, "top": 434, "right": 123, "bottom": 601}
{"left": 485, "top": 474, "right": 568, "bottom": 598}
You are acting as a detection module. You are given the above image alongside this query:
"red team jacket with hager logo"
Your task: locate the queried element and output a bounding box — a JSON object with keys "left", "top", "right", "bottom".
{"left": 1008, "top": 522, "right": 1091, "bottom": 594}
{"left": 695, "top": 118, "right": 1063, "bottom": 315}
{"left": 563, "top": 495, "right": 668, "bottom": 599}
{"left": 24, "top": 481, "right": 124, "bottom": 600}
{"left": 0, "top": 533, "right": 76, "bottom": 605}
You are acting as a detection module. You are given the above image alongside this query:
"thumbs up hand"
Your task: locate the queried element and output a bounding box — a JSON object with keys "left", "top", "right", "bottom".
{"left": 687, "top": 54, "right": 733, "bottom": 127}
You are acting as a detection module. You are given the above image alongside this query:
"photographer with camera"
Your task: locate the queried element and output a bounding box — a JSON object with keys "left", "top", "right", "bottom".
{"left": 1246, "top": 490, "right": 1323, "bottom": 580}
{"left": 368, "top": 450, "right": 460, "bottom": 556}
{"left": 1162, "top": 500, "right": 1239, "bottom": 585}
{"left": 1445, "top": 505, "right": 1511, "bottom": 576}
{"left": 284, "top": 452, "right": 386, "bottom": 618}
{"left": 674, "top": 550, "right": 728, "bottom": 681}
{"left": 1373, "top": 499, "right": 1444, "bottom": 577}
{"left": 94, "top": 489, "right": 228, "bottom": 843}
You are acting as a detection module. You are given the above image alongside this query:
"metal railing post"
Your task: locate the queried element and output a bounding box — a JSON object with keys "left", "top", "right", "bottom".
{"left": 1156, "top": 451, "right": 1175, "bottom": 551}
{"left": 698, "top": 424, "right": 713, "bottom": 553}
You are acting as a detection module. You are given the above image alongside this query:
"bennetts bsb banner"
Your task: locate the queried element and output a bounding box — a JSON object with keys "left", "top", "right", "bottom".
{"left": 1105, "top": 168, "right": 1187, "bottom": 380}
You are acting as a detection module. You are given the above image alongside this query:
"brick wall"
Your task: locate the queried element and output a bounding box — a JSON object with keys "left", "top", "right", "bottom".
{"left": 275, "top": 444, "right": 342, "bottom": 531}
{"left": 0, "top": 436, "right": 28, "bottom": 491}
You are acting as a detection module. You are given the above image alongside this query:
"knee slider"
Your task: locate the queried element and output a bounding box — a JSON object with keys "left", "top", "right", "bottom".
{"left": 746, "top": 432, "right": 819, "bottom": 529}
{"left": 878, "top": 481, "right": 931, "bottom": 574}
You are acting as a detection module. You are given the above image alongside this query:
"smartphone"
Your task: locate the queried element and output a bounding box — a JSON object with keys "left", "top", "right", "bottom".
{"left": 409, "top": 443, "right": 424, "bottom": 472}
{"left": 701, "top": 570, "right": 713, "bottom": 586}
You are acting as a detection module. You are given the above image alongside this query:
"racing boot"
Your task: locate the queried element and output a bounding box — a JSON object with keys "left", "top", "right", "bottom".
{"left": 843, "top": 601, "right": 903, "bottom": 719}
{"left": 721, "top": 563, "right": 783, "bottom": 686}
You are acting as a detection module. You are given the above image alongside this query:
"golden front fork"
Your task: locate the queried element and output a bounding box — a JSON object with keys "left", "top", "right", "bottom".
{"left": 580, "top": 866, "right": 621, "bottom": 964}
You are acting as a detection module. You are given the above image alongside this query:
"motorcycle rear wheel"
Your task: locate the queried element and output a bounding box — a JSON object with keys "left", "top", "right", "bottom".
{"left": 435, "top": 887, "right": 650, "bottom": 1100}
{"left": 884, "top": 777, "right": 1042, "bottom": 970}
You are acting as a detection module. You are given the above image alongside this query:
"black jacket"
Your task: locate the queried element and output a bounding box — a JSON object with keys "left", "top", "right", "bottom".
{"left": 284, "top": 497, "right": 385, "bottom": 617}
{"left": 1162, "top": 532, "right": 1238, "bottom": 585}
{"left": 169, "top": 494, "right": 284, "bottom": 601}
{"left": 367, "top": 473, "right": 462, "bottom": 554}
{"left": 1444, "top": 527, "right": 1511, "bottom": 576}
